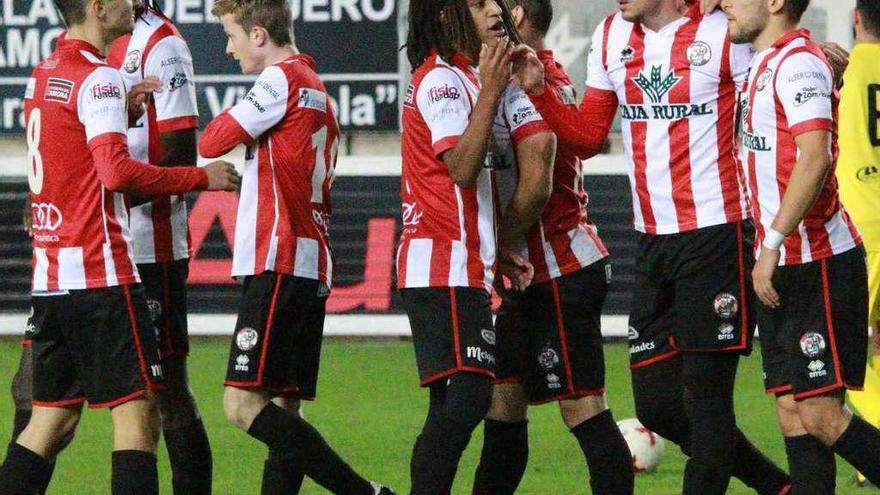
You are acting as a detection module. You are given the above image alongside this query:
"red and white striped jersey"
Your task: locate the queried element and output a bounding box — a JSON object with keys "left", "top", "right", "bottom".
{"left": 587, "top": 8, "right": 752, "bottom": 234}
{"left": 25, "top": 38, "right": 139, "bottom": 291}
{"left": 494, "top": 52, "right": 609, "bottom": 285}
{"left": 740, "top": 29, "right": 861, "bottom": 265}
{"left": 397, "top": 53, "right": 497, "bottom": 292}
{"left": 108, "top": 9, "right": 198, "bottom": 264}
{"left": 200, "top": 55, "right": 339, "bottom": 285}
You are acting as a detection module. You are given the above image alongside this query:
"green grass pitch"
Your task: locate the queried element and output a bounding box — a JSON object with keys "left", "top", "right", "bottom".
{"left": 0, "top": 339, "right": 867, "bottom": 494}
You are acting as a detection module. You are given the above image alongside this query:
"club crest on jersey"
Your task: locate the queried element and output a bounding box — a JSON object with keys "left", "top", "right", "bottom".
{"left": 756, "top": 68, "right": 773, "bottom": 92}
{"left": 800, "top": 332, "right": 826, "bottom": 358}
{"left": 298, "top": 88, "right": 327, "bottom": 113}
{"left": 44, "top": 78, "right": 74, "bottom": 103}
{"left": 124, "top": 50, "right": 141, "bottom": 74}
{"left": 686, "top": 41, "right": 712, "bottom": 66}
{"left": 632, "top": 66, "right": 681, "bottom": 103}
{"left": 620, "top": 46, "right": 635, "bottom": 63}
{"left": 236, "top": 327, "right": 259, "bottom": 351}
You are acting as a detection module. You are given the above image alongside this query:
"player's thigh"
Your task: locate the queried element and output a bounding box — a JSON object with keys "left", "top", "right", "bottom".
{"left": 628, "top": 235, "right": 678, "bottom": 370}
{"left": 401, "top": 286, "right": 496, "bottom": 387}
{"left": 29, "top": 295, "right": 86, "bottom": 409}
{"left": 493, "top": 296, "right": 528, "bottom": 387}
{"left": 138, "top": 260, "right": 190, "bottom": 359}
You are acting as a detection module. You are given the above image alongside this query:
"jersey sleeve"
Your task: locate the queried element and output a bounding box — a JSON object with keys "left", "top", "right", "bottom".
{"left": 228, "top": 65, "right": 289, "bottom": 139}
{"left": 500, "top": 83, "right": 551, "bottom": 145}
{"left": 144, "top": 35, "right": 199, "bottom": 133}
{"left": 415, "top": 68, "right": 472, "bottom": 158}
{"left": 78, "top": 66, "right": 129, "bottom": 145}
{"left": 585, "top": 20, "right": 614, "bottom": 92}
{"left": 730, "top": 43, "right": 754, "bottom": 88}
{"left": 775, "top": 51, "right": 834, "bottom": 137}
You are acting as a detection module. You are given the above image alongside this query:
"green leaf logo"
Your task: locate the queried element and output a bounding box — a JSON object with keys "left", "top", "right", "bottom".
{"left": 632, "top": 65, "right": 682, "bottom": 103}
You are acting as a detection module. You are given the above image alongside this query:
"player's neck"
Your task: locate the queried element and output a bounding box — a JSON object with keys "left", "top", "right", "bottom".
{"left": 752, "top": 19, "right": 798, "bottom": 52}
{"left": 640, "top": 4, "right": 684, "bottom": 33}
{"left": 262, "top": 44, "right": 299, "bottom": 69}
{"left": 65, "top": 23, "right": 109, "bottom": 55}
{"left": 855, "top": 33, "right": 880, "bottom": 44}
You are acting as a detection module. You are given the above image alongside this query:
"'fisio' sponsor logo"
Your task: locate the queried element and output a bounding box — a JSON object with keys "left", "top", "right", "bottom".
{"left": 91, "top": 83, "right": 122, "bottom": 100}
{"left": 428, "top": 84, "right": 460, "bottom": 103}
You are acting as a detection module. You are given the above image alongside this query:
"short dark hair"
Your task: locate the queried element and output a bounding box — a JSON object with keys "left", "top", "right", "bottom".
{"left": 857, "top": 0, "right": 880, "bottom": 37}
{"left": 54, "top": 0, "right": 87, "bottom": 25}
{"left": 510, "top": 0, "right": 553, "bottom": 35}
{"left": 211, "top": 0, "right": 293, "bottom": 46}
{"left": 784, "top": 0, "right": 809, "bottom": 22}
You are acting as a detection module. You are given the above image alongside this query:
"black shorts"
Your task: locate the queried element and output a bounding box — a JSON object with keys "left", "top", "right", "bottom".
{"left": 495, "top": 261, "right": 610, "bottom": 404}
{"left": 628, "top": 221, "right": 756, "bottom": 369}
{"left": 138, "top": 259, "right": 189, "bottom": 359}
{"left": 224, "top": 272, "right": 328, "bottom": 400}
{"left": 401, "top": 287, "right": 496, "bottom": 386}
{"left": 30, "top": 284, "right": 164, "bottom": 409}
{"left": 760, "top": 246, "right": 869, "bottom": 400}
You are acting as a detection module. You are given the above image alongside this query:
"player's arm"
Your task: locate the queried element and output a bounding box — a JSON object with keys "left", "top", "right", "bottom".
{"left": 148, "top": 37, "right": 200, "bottom": 167}
{"left": 439, "top": 40, "right": 514, "bottom": 188}
{"left": 199, "top": 65, "right": 288, "bottom": 158}
{"left": 512, "top": 38, "right": 617, "bottom": 160}
{"left": 80, "top": 68, "right": 239, "bottom": 194}
{"left": 753, "top": 53, "right": 835, "bottom": 307}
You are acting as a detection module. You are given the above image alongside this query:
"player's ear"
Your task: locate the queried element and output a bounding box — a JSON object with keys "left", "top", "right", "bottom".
{"left": 766, "top": 0, "right": 785, "bottom": 16}
{"left": 90, "top": 0, "right": 107, "bottom": 21}
{"left": 512, "top": 5, "right": 525, "bottom": 28}
{"left": 250, "top": 25, "right": 267, "bottom": 47}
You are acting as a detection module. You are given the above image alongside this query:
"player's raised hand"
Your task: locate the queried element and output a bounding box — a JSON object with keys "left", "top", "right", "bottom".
{"left": 753, "top": 247, "right": 781, "bottom": 308}
{"left": 819, "top": 42, "right": 849, "bottom": 88}
{"left": 127, "top": 76, "right": 163, "bottom": 127}
{"left": 479, "top": 39, "right": 513, "bottom": 98}
{"left": 203, "top": 161, "right": 241, "bottom": 191}
{"left": 511, "top": 45, "right": 546, "bottom": 95}
{"left": 498, "top": 247, "right": 534, "bottom": 292}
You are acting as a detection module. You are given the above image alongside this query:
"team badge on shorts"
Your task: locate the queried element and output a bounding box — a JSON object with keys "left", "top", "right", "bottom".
{"left": 236, "top": 327, "right": 259, "bottom": 351}
{"left": 687, "top": 41, "right": 712, "bottom": 66}
{"left": 799, "top": 332, "right": 827, "bottom": 358}
{"left": 538, "top": 343, "right": 560, "bottom": 370}
{"left": 146, "top": 299, "right": 162, "bottom": 322}
{"left": 713, "top": 293, "right": 739, "bottom": 319}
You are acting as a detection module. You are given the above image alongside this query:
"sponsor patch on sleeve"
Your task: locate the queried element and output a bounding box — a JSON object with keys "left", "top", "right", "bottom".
{"left": 298, "top": 88, "right": 327, "bottom": 112}
{"left": 44, "top": 78, "right": 74, "bottom": 103}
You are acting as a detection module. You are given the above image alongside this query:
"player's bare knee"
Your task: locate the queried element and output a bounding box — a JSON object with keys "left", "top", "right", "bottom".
{"left": 775, "top": 395, "right": 805, "bottom": 436}
{"left": 223, "top": 386, "right": 267, "bottom": 430}
{"left": 272, "top": 396, "right": 301, "bottom": 416}
{"left": 20, "top": 405, "right": 82, "bottom": 457}
{"left": 111, "top": 395, "right": 161, "bottom": 452}
{"left": 486, "top": 383, "right": 528, "bottom": 422}
{"left": 560, "top": 395, "right": 608, "bottom": 429}
{"left": 797, "top": 396, "right": 851, "bottom": 445}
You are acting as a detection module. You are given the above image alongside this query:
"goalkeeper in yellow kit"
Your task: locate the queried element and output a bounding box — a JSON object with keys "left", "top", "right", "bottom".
{"left": 839, "top": 0, "right": 880, "bottom": 487}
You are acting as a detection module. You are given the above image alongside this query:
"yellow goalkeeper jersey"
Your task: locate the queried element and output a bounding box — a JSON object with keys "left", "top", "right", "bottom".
{"left": 837, "top": 43, "right": 880, "bottom": 248}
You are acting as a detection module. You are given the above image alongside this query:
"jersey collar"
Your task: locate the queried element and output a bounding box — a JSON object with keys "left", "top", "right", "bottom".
{"left": 57, "top": 36, "right": 105, "bottom": 59}
{"left": 285, "top": 53, "right": 316, "bottom": 69}
{"left": 772, "top": 28, "right": 811, "bottom": 48}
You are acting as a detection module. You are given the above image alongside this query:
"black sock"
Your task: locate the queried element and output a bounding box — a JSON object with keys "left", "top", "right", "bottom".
{"left": 472, "top": 419, "right": 529, "bottom": 495}
{"left": 832, "top": 414, "right": 880, "bottom": 485}
{"left": 785, "top": 435, "right": 835, "bottom": 495}
{"left": 112, "top": 450, "right": 158, "bottom": 495}
{"left": 571, "top": 410, "right": 634, "bottom": 495}
{"left": 164, "top": 419, "right": 213, "bottom": 495}
{"left": 0, "top": 443, "right": 50, "bottom": 495}
{"left": 261, "top": 449, "right": 305, "bottom": 495}
{"left": 248, "top": 403, "right": 372, "bottom": 495}
{"left": 731, "top": 429, "right": 791, "bottom": 495}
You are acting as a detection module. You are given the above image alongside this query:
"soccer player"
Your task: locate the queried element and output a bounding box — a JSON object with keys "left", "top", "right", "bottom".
{"left": 399, "top": 0, "right": 535, "bottom": 493}
{"left": 723, "top": 0, "right": 880, "bottom": 491}
{"left": 834, "top": 1, "right": 880, "bottom": 487}
{"left": 106, "top": 2, "right": 213, "bottom": 493}
{"left": 473, "top": 1, "right": 634, "bottom": 494}
{"left": 510, "top": 0, "right": 793, "bottom": 493}
{"left": 198, "top": 1, "right": 393, "bottom": 494}
{"left": 0, "top": 0, "right": 240, "bottom": 492}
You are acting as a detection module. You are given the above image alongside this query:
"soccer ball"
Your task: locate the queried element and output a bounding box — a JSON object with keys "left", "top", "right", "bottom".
{"left": 617, "top": 418, "right": 665, "bottom": 473}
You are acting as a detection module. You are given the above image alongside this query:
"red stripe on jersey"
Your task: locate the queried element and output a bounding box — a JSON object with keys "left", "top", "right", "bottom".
{"left": 790, "top": 118, "right": 834, "bottom": 137}
{"left": 155, "top": 115, "right": 199, "bottom": 134}
{"left": 104, "top": 193, "right": 137, "bottom": 286}
{"left": 461, "top": 187, "right": 485, "bottom": 285}
{"left": 255, "top": 146, "right": 277, "bottom": 274}
{"left": 668, "top": 17, "right": 700, "bottom": 230}
{"left": 601, "top": 15, "right": 615, "bottom": 70}
{"left": 623, "top": 25, "right": 655, "bottom": 234}
{"left": 717, "top": 31, "right": 743, "bottom": 224}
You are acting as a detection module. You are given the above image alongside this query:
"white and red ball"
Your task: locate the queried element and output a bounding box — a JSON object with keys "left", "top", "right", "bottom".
{"left": 617, "top": 418, "right": 665, "bottom": 473}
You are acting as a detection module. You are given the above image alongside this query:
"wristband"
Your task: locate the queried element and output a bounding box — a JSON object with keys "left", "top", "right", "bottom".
{"left": 762, "top": 227, "right": 785, "bottom": 250}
